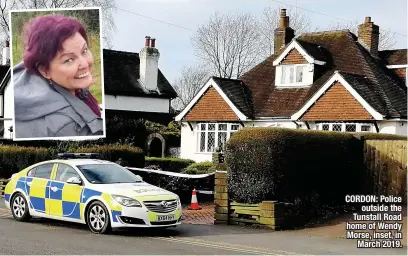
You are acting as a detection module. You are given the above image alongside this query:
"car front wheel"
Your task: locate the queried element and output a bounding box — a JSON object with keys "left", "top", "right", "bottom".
{"left": 11, "top": 193, "right": 31, "bottom": 222}
{"left": 86, "top": 201, "right": 111, "bottom": 234}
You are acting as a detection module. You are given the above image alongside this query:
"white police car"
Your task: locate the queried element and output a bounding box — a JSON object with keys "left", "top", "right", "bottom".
{"left": 3, "top": 153, "right": 182, "bottom": 234}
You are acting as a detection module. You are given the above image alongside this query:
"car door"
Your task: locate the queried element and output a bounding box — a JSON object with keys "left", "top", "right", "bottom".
{"left": 49, "top": 163, "right": 84, "bottom": 220}
{"left": 25, "top": 163, "right": 55, "bottom": 214}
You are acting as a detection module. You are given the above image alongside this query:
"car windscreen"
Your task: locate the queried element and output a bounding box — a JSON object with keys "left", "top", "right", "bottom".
{"left": 76, "top": 164, "right": 143, "bottom": 184}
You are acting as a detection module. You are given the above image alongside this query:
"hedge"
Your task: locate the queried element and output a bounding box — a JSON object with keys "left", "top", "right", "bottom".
{"left": 225, "top": 128, "right": 366, "bottom": 221}
{"left": 0, "top": 144, "right": 145, "bottom": 178}
{"left": 181, "top": 161, "right": 216, "bottom": 174}
{"left": 145, "top": 157, "right": 194, "bottom": 173}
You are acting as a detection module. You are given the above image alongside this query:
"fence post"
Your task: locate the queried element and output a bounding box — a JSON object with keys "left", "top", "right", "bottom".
{"left": 213, "top": 150, "right": 229, "bottom": 225}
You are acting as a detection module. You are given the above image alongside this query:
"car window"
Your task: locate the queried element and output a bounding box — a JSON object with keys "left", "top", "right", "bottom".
{"left": 77, "top": 164, "right": 142, "bottom": 184}
{"left": 27, "top": 168, "right": 36, "bottom": 177}
{"left": 33, "top": 163, "right": 54, "bottom": 179}
{"left": 55, "top": 164, "right": 80, "bottom": 183}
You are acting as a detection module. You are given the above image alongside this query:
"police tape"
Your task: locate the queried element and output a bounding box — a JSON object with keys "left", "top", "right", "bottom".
{"left": 125, "top": 167, "right": 215, "bottom": 179}
{"left": 195, "top": 190, "right": 215, "bottom": 194}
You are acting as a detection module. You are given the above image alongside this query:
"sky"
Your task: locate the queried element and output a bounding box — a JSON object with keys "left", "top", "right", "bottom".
{"left": 109, "top": 0, "right": 407, "bottom": 84}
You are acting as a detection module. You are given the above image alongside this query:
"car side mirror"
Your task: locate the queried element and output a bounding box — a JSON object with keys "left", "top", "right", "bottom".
{"left": 136, "top": 175, "right": 143, "bottom": 181}
{"left": 67, "top": 176, "right": 82, "bottom": 185}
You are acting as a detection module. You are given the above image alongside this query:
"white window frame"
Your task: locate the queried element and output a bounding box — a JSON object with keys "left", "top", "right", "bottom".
{"left": 275, "top": 64, "right": 311, "bottom": 87}
{"left": 315, "top": 122, "right": 374, "bottom": 133}
{"left": 196, "top": 123, "right": 241, "bottom": 153}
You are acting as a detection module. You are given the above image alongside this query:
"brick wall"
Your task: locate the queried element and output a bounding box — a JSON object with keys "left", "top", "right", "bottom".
{"left": 185, "top": 87, "right": 239, "bottom": 121}
{"left": 281, "top": 49, "right": 307, "bottom": 64}
{"left": 301, "top": 82, "right": 374, "bottom": 120}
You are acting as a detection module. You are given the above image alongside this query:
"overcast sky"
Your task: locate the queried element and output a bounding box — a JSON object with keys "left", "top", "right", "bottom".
{"left": 110, "top": 0, "right": 407, "bottom": 84}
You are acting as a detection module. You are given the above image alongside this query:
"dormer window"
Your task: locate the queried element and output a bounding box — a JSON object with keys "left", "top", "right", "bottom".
{"left": 281, "top": 64, "right": 307, "bottom": 84}
{"left": 276, "top": 64, "right": 313, "bottom": 87}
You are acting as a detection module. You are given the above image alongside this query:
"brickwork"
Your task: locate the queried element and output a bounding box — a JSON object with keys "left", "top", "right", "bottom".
{"left": 185, "top": 87, "right": 239, "bottom": 121}
{"left": 182, "top": 203, "right": 214, "bottom": 225}
{"left": 358, "top": 17, "right": 379, "bottom": 57}
{"left": 301, "top": 82, "right": 374, "bottom": 121}
{"left": 281, "top": 49, "right": 307, "bottom": 65}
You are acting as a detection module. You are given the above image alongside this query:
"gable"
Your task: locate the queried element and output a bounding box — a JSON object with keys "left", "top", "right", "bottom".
{"left": 281, "top": 49, "right": 308, "bottom": 65}
{"left": 185, "top": 87, "right": 239, "bottom": 121}
{"left": 301, "top": 81, "right": 374, "bottom": 121}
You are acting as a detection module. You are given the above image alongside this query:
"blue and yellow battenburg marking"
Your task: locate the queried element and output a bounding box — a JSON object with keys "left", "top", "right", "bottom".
{"left": 5, "top": 175, "right": 123, "bottom": 222}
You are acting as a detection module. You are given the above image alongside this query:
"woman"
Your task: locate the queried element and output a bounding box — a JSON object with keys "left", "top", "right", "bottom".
{"left": 13, "top": 14, "right": 104, "bottom": 139}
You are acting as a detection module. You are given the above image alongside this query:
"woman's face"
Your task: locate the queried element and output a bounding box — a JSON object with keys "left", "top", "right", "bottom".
{"left": 39, "top": 32, "right": 93, "bottom": 94}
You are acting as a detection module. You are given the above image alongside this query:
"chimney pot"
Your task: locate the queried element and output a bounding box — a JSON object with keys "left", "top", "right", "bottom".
{"left": 145, "top": 36, "right": 151, "bottom": 47}
{"left": 365, "top": 16, "right": 371, "bottom": 23}
{"left": 280, "top": 9, "right": 287, "bottom": 17}
{"left": 279, "top": 9, "right": 289, "bottom": 28}
{"left": 274, "top": 9, "right": 295, "bottom": 55}
{"left": 151, "top": 38, "right": 156, "bottom": 48}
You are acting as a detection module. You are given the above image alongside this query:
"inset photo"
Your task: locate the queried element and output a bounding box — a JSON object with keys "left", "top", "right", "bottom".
{"left": 10, "top": 7, "right": 105, "bottom": 140}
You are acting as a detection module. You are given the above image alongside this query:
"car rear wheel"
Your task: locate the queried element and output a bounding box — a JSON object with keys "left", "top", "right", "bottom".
{"left": 86, "top": 201, "right": 111, "bottom": 234}
{"left": 11, "top": 193, "right": 31, "bottom": 222}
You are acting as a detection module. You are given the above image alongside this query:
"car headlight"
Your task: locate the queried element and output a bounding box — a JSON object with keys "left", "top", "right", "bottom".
{"left": 176, "top": 196, "right": 181, "bottom": 206}
{"left": 111, "top": 195, "right": 141, "bottom": 207}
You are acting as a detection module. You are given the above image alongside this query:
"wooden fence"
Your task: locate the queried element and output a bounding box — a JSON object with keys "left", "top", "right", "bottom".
{"left": 364, "top": 140, "right": 407, "bottom": 202}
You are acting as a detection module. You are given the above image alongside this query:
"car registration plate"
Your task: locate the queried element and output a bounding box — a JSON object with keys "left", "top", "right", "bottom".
{"left": 156, "top": 214, "right": 176, "bottom": 222}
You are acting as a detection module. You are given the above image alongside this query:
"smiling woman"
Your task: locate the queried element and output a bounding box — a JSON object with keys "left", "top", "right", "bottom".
{"left": 11, "top": 9, "right": 105, "bottom": 140}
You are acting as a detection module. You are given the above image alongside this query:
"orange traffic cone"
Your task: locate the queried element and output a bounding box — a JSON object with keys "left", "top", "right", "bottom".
{"left": 188, "top": 189, "right": 201, "bottom": 210}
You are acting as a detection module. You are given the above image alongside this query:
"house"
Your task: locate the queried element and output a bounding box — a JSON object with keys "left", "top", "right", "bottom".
{"left": 0, "top": 36, "right": 178, "bottom": 149}
{"left": 175, "top": 10, "right": 407, "bottom": 163}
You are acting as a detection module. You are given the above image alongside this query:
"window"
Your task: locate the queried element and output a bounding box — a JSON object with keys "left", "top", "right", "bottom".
{"left": 77, "top": 164, "right": 143, "bottom": 184}
{"left": 33, "top": 163, "right": 54, "bottom": 179}
{"left": 280, "top": 64, "right": 308, "bottom": 85}
{"left": 316, "top": 123, "right": 373, "bottom": 133}
{"left": 197, "top": 123, "right": 241, "bottom": 153}
{"left": 361, "top": 125, "right": 371, "bottom": 132}
{"left": 55, "top": 164, "right": 80, "bottom": 183}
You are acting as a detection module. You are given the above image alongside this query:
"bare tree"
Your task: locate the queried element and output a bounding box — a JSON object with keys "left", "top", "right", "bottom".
{"left": 327, "top": 19, "right": 397, "bottom": 50}
{"left": 171, "top": 64, "right": 210, "bottom": 111}
{"left": 258, "top": 7, "right": 312, "bottom": 58}
{"left": 191, "top": 12, "right": 261, "bottom": 79}
{"left": 0, "top": 0, "right": 117, "bottom": 48}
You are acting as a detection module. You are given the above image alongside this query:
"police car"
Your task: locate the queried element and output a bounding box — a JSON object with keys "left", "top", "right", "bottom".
{"left": 3, "top": 153, "right": 182, "bottom": 234}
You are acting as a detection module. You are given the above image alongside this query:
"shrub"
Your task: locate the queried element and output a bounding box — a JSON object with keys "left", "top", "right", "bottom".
{"left": 0, "top": 146, "right": 55, "bottom": 178}
{"left": 0, "top": 144, "right": 145, "bottom": 178}
{"left": 71, "top": 144, "right": 145, "bottom": 168}
{"left": 225, "top": 128, "right": 363, "bottom": 213}
{"left": 182, "top": 161, "right": 216, "bottom": 174}
{"left": 145, "top": 157, "right": 194, "bottom": 173}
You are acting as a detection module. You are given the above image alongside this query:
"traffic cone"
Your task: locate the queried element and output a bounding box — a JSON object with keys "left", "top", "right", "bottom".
{"left": 188, "top": 189, "right": 201, "bottom": 210}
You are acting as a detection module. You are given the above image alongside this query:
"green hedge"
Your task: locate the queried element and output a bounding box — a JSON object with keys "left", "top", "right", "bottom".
{"left": 145, "top": 157, "right": 194, "bottom": 173}
{"left": 0, "top": 144, "right": 145, "bottom": 178}
{"left": 226, "top": 128, "right": 365, "bottom": 220}
{"left": 181, "top": 161, "right": 216, "bottom": 174}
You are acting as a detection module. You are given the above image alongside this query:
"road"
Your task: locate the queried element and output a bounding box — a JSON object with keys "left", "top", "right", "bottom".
{"left": 0, "top": 199, "right": 406, "bottom": 255}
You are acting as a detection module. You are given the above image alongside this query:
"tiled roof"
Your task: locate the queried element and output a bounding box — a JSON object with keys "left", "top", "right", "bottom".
{"left": 103, "top": 49, "right": 177, "bottom": 99}
{"left": 238, "top": 30, "right": 407, "bottom": 119}
{"left": 296, "top": 39, "right": 327, "bottom": 62}
{"left": 379, "top": 49, "right": 407, "bottom": 65}
{"left": 211, "top": 76, "right": 253, "bottom": 118}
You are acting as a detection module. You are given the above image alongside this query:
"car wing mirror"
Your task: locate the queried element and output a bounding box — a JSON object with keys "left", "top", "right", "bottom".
{"left": 67, "top": 176, "right": 82, "bottom": 185}
{"left": 136, "top": 175, "right": 143, "bottom": 181}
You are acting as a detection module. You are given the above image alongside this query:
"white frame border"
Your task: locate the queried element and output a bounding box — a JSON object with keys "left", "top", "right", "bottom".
{"left": 273, "top": 40, "right": 326, "bottom": 66}
{"left": 9, "top": 6, "right": 107, "bottom": 141}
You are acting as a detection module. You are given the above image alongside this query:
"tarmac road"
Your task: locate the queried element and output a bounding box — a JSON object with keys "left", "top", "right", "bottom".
{"left": 0, "top": 199, "right": 406, "bottom": 255}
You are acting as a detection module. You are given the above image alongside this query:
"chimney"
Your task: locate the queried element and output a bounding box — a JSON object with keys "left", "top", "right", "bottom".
{"left": 274, "top": 9, "right": 295, "bottom": 55}
{"left": 2, "top": 41, "right": 9, "bottom": 65}
{"left": 139, "top": 36, "right": 160, "bottom": 91}
{"left": 358, "top": 16, "right": 380, "bottom": 58}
